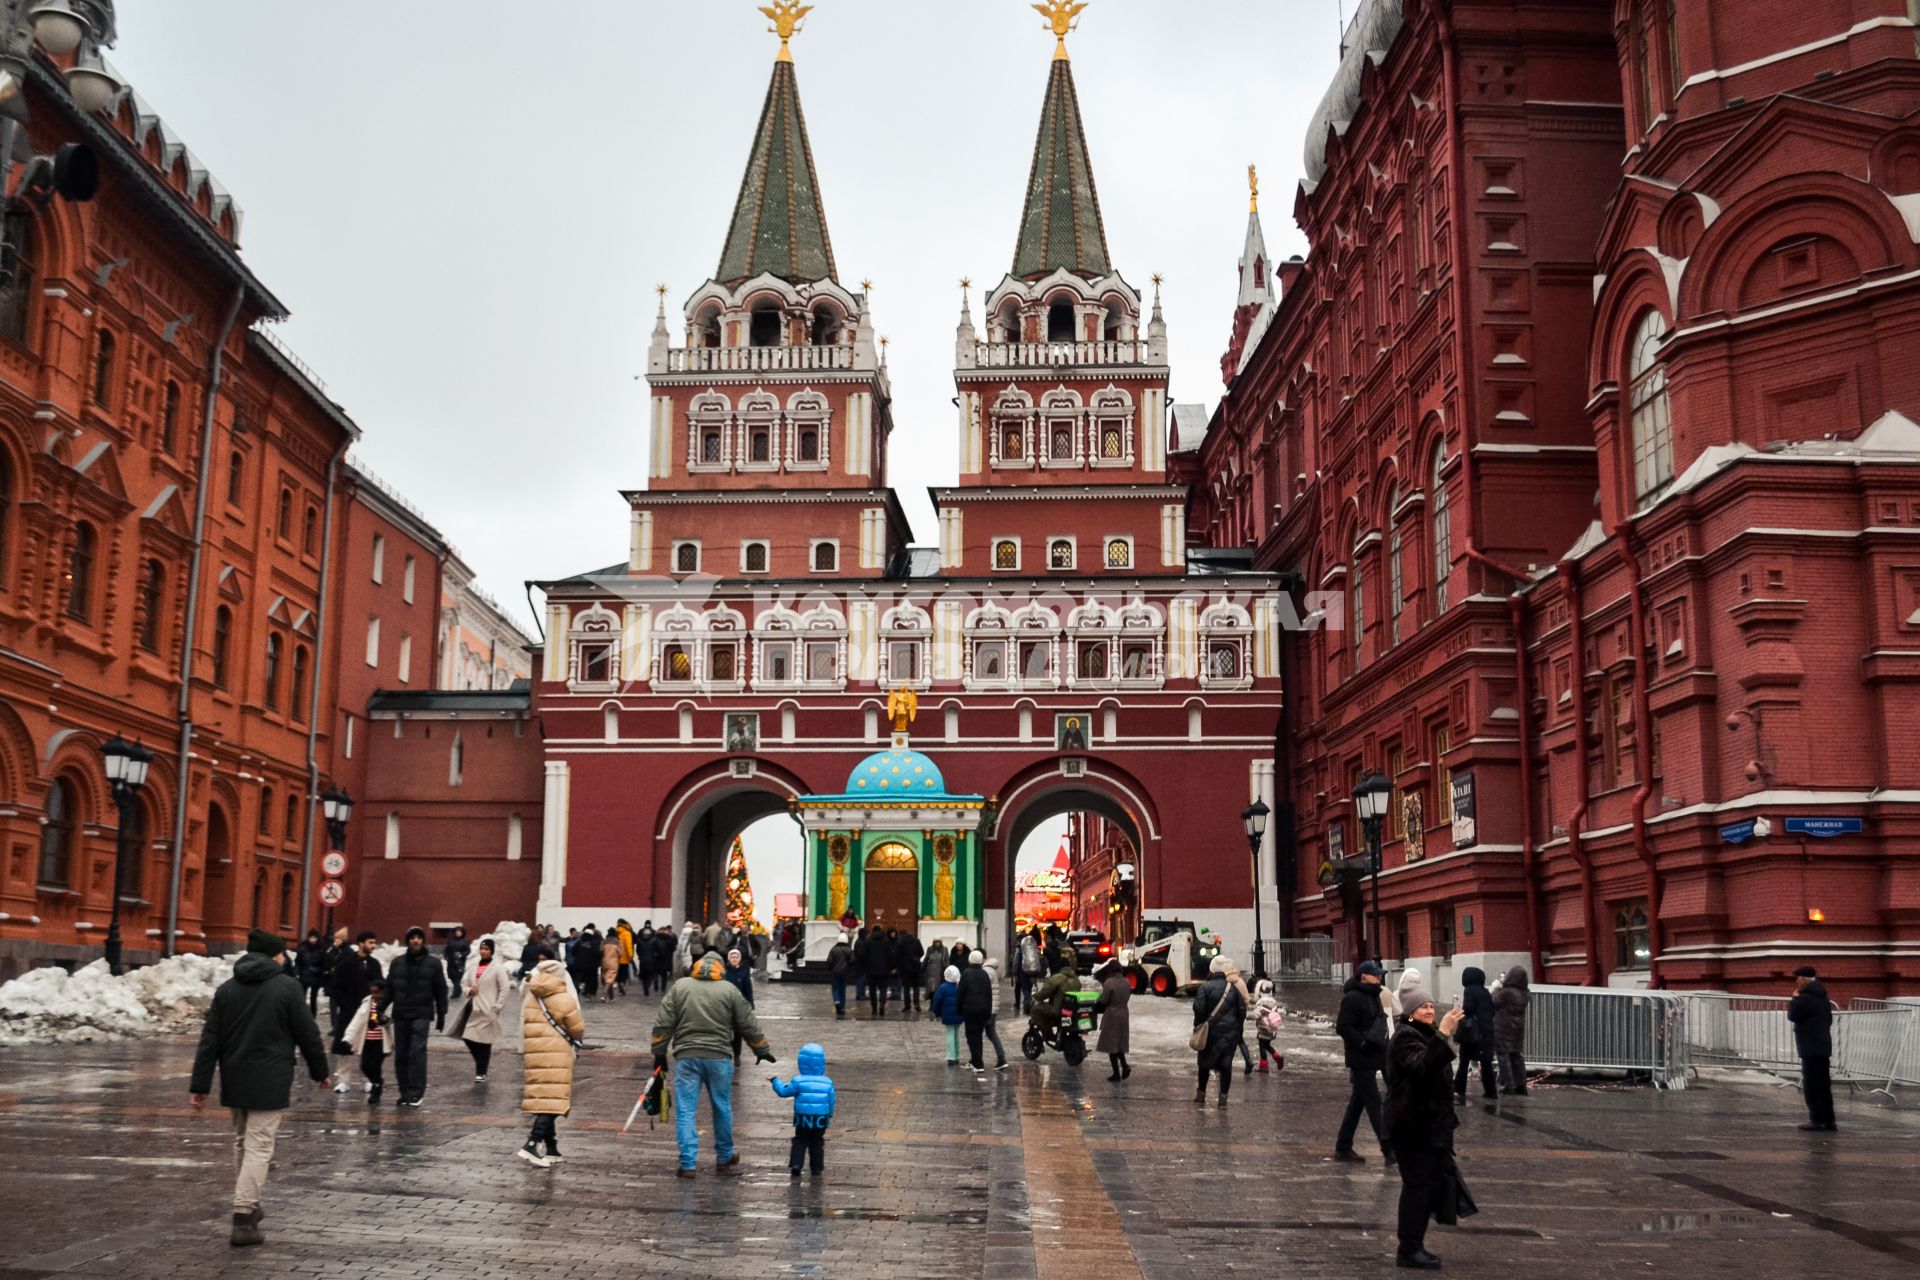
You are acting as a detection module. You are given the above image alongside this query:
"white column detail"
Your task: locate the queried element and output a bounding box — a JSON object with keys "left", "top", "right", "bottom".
{"left": 848, "top": 600, "right": 877, "bottom": 682}
{"left": 539, "top": 761, "right": 571, "bottom": 916}
{"left": 543, "top": 604, "right": 569, "bottom": 680}
{"left": 1250, "top": 758, "right": 1279, "bottom": 949}
{"left": 631, "top": 510, "right": 655, "bottom": 572}
{"left": 651, "top": 396, "right": 674, "bottom": 478}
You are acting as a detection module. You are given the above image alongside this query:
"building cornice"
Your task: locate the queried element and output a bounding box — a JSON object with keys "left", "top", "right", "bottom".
{"left": 930, "top": 484, "right": 1188, "bottom": 503}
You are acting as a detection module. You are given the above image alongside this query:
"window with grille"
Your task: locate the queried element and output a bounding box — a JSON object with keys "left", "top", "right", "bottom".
{"left": 1049, "top": 539, "right": 1074, "bottom": 569}
{"left": 701, "top": 429, "right": 723, "bottom": 463}
{"left": 749, "top": 427, "right": 771, "bottom": 463}
{"left": 763, "top": 641, "right": 793, "bottom": 683}
{"left": 579, "top": 641, "right": 611, "bottom": 684}
{"left": 161, "top": 381, "right": 180, "bottom": 452}
{"left": 710, "top": 646, "right": 736, "bottom": 682}
{"left": 743, "top": 541, "right": 769, "bottom": 573}
{"left": 1002, "top": 426, "right": 1024, "bottom": 460}
{"left": 994, "top": 539, "right": 1018, "bottom": 570}
{"left": 674, "top": 543, "right": 699, "bottom": 573}
{"left": 1628, "top": 310, "right": 1674, "bottom": 500}
{"left": 798, "top": 427, "right": 820, "bottom": 462}
{"left": 65, "top": 522, "right": 95, "bottom": 622}
{"left": 1430, "top": 444, "right": 1450, "bottom": 613}
{"left": 1120, "top": 641, "right": 1153, "bottom": 680}
{"left": 1351, "top": 545, "right": 1366, "bottom": 662}
{"left": 664, "top": 644, "right": 692, "bottom": 681}
{"left": 1018, "top": 639, "right": 1050, "bottom": 681}
{"left": 1102, "top": 423, "right": 1124, "bottom": 459}
{"left": 1614, "top": 902, "right": 1651, "bottom": 969}
{"left": 812, "top": 541, "right": 837, "bottom": 572}
{"left": 38, "top": 776, "right": 76, "bottom": 886}
{"left": 1432, "top": 725, "right": 1454, "bottom": 823}
{"left": 889, "top": 640, "right": 920, "bottom": 681}
{"left": 973, "top": 640, "right": 1006, "bottom": 681}
{"left": 1105, "top": 538, "right": 1131, "bottom": 569}
{"left": 1052, "top": 423, "right": 1073, "bottom": 459}
{"left": 1078, "top": 641, "right": 1108, "bottom": 680}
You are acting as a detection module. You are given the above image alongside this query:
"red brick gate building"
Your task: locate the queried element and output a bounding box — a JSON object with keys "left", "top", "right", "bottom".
{"left": 1198, "top": 0, "right": 1920, "bottom": 996}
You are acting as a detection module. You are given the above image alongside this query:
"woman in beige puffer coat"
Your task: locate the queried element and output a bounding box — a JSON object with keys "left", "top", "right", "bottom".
{"left": 518, "top": 949, "right": 586, "bottom": 1168}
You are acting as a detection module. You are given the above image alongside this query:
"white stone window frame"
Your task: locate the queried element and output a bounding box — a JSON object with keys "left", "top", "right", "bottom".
{"left": 687, "top": 391, "right": 733, "bottom": 473}
{"left": 810, "top": 538, "right": 840, "bottom": 573}
{"left": 991, "top": 537, "right": 1022, "bottom": 572}
{"left": 1103, "top": 534, "right": 1135, "bottom": 571}
{"left": 671, "top": 540, "right": 702, "bottom": 575}
{"left": 1088, "top": 385, "right": 1137, "bottom": 468}
{"left": 752, "top": 605, "right": 803, "bottom": 690}
{"left": 877, "top": 602, "right": 932, "bottom": 691}
{"left": 651, "top": 604, "right": 704, "bottom": 690}
{"left": 1199, "top": 600, "right": 1255, "bottom": 691}
{"left": 1011, "top": 603, "right": 1062, "bottom": 691}
{"left": 800, "top": 604, "right": 850, "bottom": 690}
{"left": 1047, "top": 536, "right": 1077, "bottom": 571}
{"left": 703, "top": 604, "right": 748, "bottom": 691}
{"left": 567, "top": 604, "right": 622, "bottom": 693}
{"left": 1039, "top": 387, "right": 1085, "bottom": 469}
{"left": 736, "top": 391, "right": 782, "bottom": 474}
{"left": 786, "top": 390, "right": 832, "bottom": 471}
{"left": 963, "top": 603, "right": 1016, "bottom": 692}
{"left": 1065, "top": 601, "right": 1119, "bottom": 690}
{"left": 1115, "top": 598, "right": 1166, "bottom": 689}
{"left": 988, "top": 387, "right": 1036, "bottom": 471}
{"left": 740, "top": 539, "right": 772, "bottom": 574}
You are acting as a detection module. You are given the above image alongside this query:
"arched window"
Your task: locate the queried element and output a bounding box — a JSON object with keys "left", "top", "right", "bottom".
{"left": 1664, "top": 0, "right": 1682, "bottom": 99}
{"left": 279, "top": 872, "right": 295, "bottom": 930}
{"left": 38, "top": 776, "right": 77, "bottom": 886}
{"left": 0, "top": 208, "right": 36, "bottom": 346}
{"left": 1351, "top": 532, "right": 1366, "bottom": 662}
{"left": 285, "top": 791, "right": 300, "bottom": 842}
{"left": 1049, "top": 538, "right": 1074, "bottom": 570}
{"left": 226, "top": 448, "right": 245, "bottom": 507}
{"left": 1047, "top": 302, "right": 1076, "bottom": 341}
{"left": 91, "top": 329, "right": 116, "bottom": 409}
{"left": 743, "top": 541, "right": 769, "bottom": 573}
{"left": 301, "top": 506, "right": 318, "bottom": 555}
{"left": 1628, "top": 310, "right": 1674, "bottom": 501}
{"left": 0, "top": 452, "right": 13, "bottom": 587}
{"left": 1430, "top": 443, "right": 1451, "bottom": 615}
{"left": 212, "top": 605, "right": 233, "bottom": 688}
{"left": 264, "top": 633, "right": 283, "bottom": 710}
{"left": 65, "top": 522, "right": 96, "bottom": 622}
{"left": 1105, "top": 538, "right": 1132, "bottom": 570}
{"left": 118, "top": 797, "right": 148, "bottom": 900}
{"left": 1386, "top": 487, "right": 1404, "bottom": 648}
{"left": 276, "top": 488, "right": 293, "bottom": 540}
{"left": 259, "top": 785, "right": 275, "bottom": 836}
{"left": 674, "top": 542, "right": 699, "bottom": 574}
{"left": 993, "top": 539, "right": 1019, "bottom": 570}
{"left": 812, "top": 541, "right": 837, "bottom": 572}
{"left": 138, "top": 559, "right": 166, "bottom": 652}
{"left": 749, "top": 304, "right": 782, "bottom": 348}
{"left": 161, "top": 381, "right": 181, "bottom": 453}
{"left": 291, "top": 645, "right": 311, "bottom": 722}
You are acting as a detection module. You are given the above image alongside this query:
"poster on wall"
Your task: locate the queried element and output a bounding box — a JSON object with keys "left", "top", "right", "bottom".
{"left": 1451, "top": 771, "right": 1477, "bottom": 849}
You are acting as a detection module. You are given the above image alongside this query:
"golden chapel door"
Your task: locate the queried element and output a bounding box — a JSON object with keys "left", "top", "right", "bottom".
{"left": 863, "top": 843, "right": 920, "bottom": 934}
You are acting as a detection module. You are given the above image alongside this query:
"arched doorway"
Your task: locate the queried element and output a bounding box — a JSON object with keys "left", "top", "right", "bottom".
{"left": 656, "top": 763, "right": 809, "bottom": 931}
{"left": 863, "top": 841, "right": 919, "bottom": 934}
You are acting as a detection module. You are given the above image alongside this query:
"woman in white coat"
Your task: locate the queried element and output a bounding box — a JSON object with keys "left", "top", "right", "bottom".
{"left": 459, "top": 937, "right": 514, "bottom": 1083}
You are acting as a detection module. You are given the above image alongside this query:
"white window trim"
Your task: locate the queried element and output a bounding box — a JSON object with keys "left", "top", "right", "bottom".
{"left": 567, "top": 604, "right": 622, "bottom": 692}
{"left": 671, "top": 540, "right": 702, "bottom": 575}
{"left": 1103, "top": 534, "right": 1135, "bottom": 571}
{"left": 1088, "top": 387, "right": 1138, "bottom": 468}
{"left": 1046, "top": 536, "right": 1077, "bottom": 571}
{"left": 990, "top": 537, "right": 1022, "bottom": 572}
{"left": 364, "top": 617, "right": 380, "bottom": 669}
{"left": 736, "top": 396, "right": 782, "bottom": 474}
{"left": 810, "top": 538, "right": 840, "bottom": 573}
{"left": 397, "top": 633, "right": 413, "bottom": 685}
{"left": 786, "top": 395, "right": 832, "bottom": 471}
{"left": 687, "top": 396, "right": 732, "bottom": 474}
{"left": 988, "top": 392, "right": 1036, "bottom": 470}
{"left": 740, "top": 539, "right": 772, "bottom": 574}
{"left": 966, "top": 636, "right": 1015, "bottom": 691}
{"left": 371, "top": 534, "right": 385, "bottom": 585}
{"left": 402, "top": 556, "right": 416, "bottom": 604}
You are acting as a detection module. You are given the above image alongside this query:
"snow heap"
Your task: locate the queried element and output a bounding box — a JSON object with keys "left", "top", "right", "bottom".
{"left": 0, "top": 952, "right": 236, "bottom": 1045}
{"left": 485, "top": 921, "right": 531, "bottom": 969}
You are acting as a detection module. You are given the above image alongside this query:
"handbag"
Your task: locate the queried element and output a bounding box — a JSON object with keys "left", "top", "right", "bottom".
{"left": 1435, "top": 1154, "right": 1479, "bottom": 1226}
{"left": 1189, "top": 988, "right": 1236, "bottom": 1052}
{"left": 445, "top": 998, "right": 472, "bottom": 1040}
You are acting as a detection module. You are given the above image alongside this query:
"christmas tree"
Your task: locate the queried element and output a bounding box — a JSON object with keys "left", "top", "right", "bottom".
{"left": 724, "top": 835, "right": 755, "bottom": 926}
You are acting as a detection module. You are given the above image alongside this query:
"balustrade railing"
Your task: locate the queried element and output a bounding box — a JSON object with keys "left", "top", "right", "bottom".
{"left": 666, "top": 344, "right": 857, "bottom": 373}
{"left": 971, "top": 339, "right": 1155, "bottom": 368}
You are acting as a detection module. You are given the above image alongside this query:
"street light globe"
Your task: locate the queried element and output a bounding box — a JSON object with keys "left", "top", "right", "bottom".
{"left": 65, "top": 63, "right": 121, "bottom": 114}
{"left": 30, "top": 2, "right": 88, "bottom": 57}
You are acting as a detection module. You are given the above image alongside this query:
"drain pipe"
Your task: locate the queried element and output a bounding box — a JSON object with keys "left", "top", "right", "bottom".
{"left": 296, "top": 445, "right": 347, "bottom": 938}
{"left": 164, "top": 286, "right": 245, "bottom": 958}
{"left": 1618, "top": 529, "right": 1664, "bottom": 988}
{"left": 1560, "top": 554, "right": 1604, "bottom": 987}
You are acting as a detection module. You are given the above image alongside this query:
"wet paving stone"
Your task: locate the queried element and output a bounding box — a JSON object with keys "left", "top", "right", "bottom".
{"left": 1, "top": 979, "right": 1917, "bottom": 1277}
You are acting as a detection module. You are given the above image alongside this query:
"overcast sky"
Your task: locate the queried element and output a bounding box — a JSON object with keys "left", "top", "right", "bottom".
{"left": 110, "top": 1, "right": 1339, "bottom": 629}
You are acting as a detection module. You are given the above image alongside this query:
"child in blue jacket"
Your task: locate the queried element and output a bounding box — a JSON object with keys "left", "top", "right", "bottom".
{"left": 931, "top": 964, "right": 963, "bottom": 1064}
{"left": 770, "top": 1041, "right": 836, "bottom": 1177}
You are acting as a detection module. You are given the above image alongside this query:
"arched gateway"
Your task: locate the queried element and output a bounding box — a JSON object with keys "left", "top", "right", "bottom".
{"left": 526, "top": 13, "right": 1287, "bottom": 958}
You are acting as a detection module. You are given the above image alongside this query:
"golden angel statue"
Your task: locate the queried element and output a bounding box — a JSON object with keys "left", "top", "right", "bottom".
{"left": 887, "top": 685, "right": 919, "bottom": 734}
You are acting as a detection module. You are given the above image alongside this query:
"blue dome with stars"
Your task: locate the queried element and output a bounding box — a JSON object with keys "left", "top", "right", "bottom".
{"left": 845, "top": 748, "right": 948, "bottom": 796}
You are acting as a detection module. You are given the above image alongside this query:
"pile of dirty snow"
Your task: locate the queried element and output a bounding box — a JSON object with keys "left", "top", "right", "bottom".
{"left": 485, "top": 921, "right": 531, "bottom": 969}
{"left": 0, "top": 952, "right": 235, "bottom": 1045}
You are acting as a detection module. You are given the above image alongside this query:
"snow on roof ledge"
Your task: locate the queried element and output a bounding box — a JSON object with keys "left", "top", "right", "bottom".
{"left": 1853, "top": 409, "right": 1920, "bottom": 452}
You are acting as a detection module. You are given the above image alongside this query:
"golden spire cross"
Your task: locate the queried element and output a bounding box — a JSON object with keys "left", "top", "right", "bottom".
{"left": 1033, "top": 1, "right": 1089, "bottom": 61}
{"left": 1249, "top": 164, "right": 1259, "bottom": 213}
{"left": 760, "top": 2, "right": 812, "bottom": 63}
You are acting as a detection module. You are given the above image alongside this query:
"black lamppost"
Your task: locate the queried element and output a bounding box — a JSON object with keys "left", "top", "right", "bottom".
{"left": 320, "top": 786, "right": 352, "bottom": 937}
{"left": 1353, "top": 771, "right": 1392, "bottom": 964}
{"left": 101, "top": 734, "right": 152, "bottom": 975}
{"left": 1241, "top": 799, "right": 1270, "bottom": 980}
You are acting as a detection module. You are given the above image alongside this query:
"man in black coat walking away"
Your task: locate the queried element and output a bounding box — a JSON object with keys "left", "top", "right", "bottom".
{"left": 1788, "top": 964, "right": 1836, "bottom": 1131}
{"left": 1386, "top": 987, "right": 1466, "bottom": 1269}
{"left": 1333, "top": 961, "right": 1394, "bottom": 1163}
{"left": 326, "top": 931, "right": 380, "bottom": 1056}
{"left": 385, "top": 926, "right": 448, "bottom": 1107}
{"left": 190, "top": 930, "right": 332, "bottom": 1247}
{"left": 894, "top": 929, "right": 925, "bottom": 1014}
{"left": 293, "top": 930, "right": 328, "bottom": 1013}
{"left": 442, "top": 927, "right": 472, "bottom": 993}
{"left": 958, "top": 950, "right": 995, "bottom": 1071}
{"left": 1453, "top": 967, "right": 1498, "bottom": 1101}
{"left": 1492, "top": 966, "right": 1531, "bottom": 1095}
{"left": 861, "top": 925, "right": 894, "bottom": 1017}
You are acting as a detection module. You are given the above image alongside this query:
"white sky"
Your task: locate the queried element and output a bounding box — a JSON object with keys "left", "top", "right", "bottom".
{"left": 109, "top": 1, "right": 1337, "bottom": 630}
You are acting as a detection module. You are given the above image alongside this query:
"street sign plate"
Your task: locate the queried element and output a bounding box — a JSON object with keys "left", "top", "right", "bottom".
{"left": 319, "top": 879, "right": 345, "bottom": 907}
{"left": 1783, "top": 816, "right": 1862, "bottom": 838}
{"left": 1719, "top": 819, "right": 1757, "bottom": 844}
{"left": 321, "top": 851, "right": 347, "bottom": 877}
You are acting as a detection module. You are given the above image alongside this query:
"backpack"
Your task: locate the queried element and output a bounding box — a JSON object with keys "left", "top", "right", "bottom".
{"left": 1019, "top": 937, "right": 1043, "bottom": 976}
{"left": 1257, "top": 1004, "right": 1284, "bottom": 1037}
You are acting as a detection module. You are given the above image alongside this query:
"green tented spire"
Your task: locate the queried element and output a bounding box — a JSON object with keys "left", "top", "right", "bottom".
{"left": 1011, "top": 57, "right": 1112, "bottom": 280}
{"left": 716, "top": 59, "right": 838, "bottom": 285}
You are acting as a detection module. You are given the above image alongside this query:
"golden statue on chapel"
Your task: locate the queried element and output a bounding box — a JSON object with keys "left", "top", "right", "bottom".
{"left": 888, "top": 686, "right": 919, "bottom": 734}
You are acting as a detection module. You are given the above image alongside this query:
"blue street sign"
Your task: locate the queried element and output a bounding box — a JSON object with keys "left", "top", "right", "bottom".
{"left": 1719, "top": 819, "right": 1757, "bottom": 844}
{"left": 1784, "top": 816, "right": 1863, "bottom": 838}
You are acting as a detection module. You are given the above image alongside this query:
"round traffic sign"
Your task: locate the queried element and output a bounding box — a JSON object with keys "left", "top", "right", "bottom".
{"left": 321, "top": 851, "right": 347, "bottom": 878}
{"left": 318, "top": 879, "right": 345, "bottom": 907}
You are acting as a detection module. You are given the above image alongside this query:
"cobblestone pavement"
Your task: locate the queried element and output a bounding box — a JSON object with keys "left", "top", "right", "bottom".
{"left": 3, "top": 978, "right": 1919, "bottom": 1278}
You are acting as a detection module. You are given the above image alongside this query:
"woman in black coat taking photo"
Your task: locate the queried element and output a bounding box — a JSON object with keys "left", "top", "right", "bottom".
{"left": 1386, "top": 988, "right": 1466, "bottom": 1270}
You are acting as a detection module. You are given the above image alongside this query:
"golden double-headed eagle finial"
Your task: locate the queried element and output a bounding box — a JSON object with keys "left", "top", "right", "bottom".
{"left": 1033, "top": 1, "right": 1089, "bottom": 61}
{"left": 760, "top": 2, "right": 812, "bottom": 63}
{"left": 1249, "top": 164, "right": 1260, "bottom": 213}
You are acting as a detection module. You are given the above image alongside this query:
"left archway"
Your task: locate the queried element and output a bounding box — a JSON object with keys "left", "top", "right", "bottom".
{"left": 653, "top": 762, "right": 809, "bottom": 930}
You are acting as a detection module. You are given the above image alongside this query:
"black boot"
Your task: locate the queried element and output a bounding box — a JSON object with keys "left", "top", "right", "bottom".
{"left": 1396, "top": 1247, "right": 1442, "bottom": 1269}
{"left": 229, "top": 1211, "right": 263, "bottom": 1248}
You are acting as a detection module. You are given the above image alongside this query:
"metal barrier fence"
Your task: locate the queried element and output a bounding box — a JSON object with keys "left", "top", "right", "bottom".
{"left": 1846, "top": 999, "right": 1920, "bottom": 1093}
{"left": 1255, "top": 937, "right": 1336, "bottom": 984}
{"left": 1524, "top": 985, "right": 1690, "bottom": 1089}
{"left": 1680, "top": 993, "right": 1801, "bottom": 1075}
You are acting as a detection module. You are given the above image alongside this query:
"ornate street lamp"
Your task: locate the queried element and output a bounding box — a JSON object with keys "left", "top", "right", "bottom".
{"left": 1352, "top": 771, "right": 1393, "bottom": 964}
{"left": 320, "top": 786, "right": 351, "bottom": 937}
{"left": 0, "top": 2, "right": 120, "bottom": 224}
{"left": 1241, "top": 798, "right": 1271, "bottom": 980}
{"left": 101, "top": 733, "right": 152, "bottom": 975}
